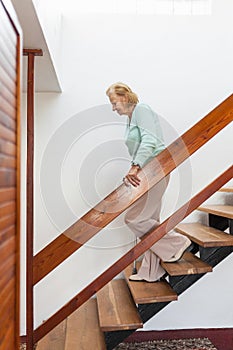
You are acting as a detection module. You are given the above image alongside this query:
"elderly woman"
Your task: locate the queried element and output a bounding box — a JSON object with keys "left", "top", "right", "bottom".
{"left": 106, "top": 82, "right": 191, "bottom": 282}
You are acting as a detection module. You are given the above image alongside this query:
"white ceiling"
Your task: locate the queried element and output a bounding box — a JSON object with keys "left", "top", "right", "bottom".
{"left": 11, "top": 0, "right": 62, "bottom": 92}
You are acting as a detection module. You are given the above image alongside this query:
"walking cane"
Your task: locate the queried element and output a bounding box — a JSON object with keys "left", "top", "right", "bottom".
{"left": 131, "top": 237, "right": 138, "bottom": 275}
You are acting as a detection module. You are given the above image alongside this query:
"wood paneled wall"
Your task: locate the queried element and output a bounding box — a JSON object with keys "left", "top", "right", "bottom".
{"left": 0, "top": 1, "right": 21, "bottom": 349}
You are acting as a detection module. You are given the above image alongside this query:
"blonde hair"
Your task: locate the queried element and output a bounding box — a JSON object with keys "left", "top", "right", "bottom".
{"left": 106, "top": 82, "right": 139, "bottom": 104}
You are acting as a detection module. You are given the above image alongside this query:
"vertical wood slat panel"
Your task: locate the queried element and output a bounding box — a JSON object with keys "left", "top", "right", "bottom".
{"left": 1, "top": 264, "right": 15, "bottom": 296}
{"left": 0, "top": 235, "right": 15, "bottom": 271}
{"left": 0, "top": 36, "right": 16, "bottom": 70}
{"left": 0, "top": 29, "right": 16, "bottom": 68}
{"left": 0, "top": 168, "right": 16, "bottom": 187}
{"left": 0, "top": 284, "right": 15, "bottom": 347}
{"left": 0, "top": 49, "right": 16, "bottom": 80}
{"left": 0, "top": 83, "right": 17, "bottom": 112}
{"left": 0, "top": 123, "right": 16, "bottom": 143}
{"left": 0, "top": 255, "right": 15, "bottom": 294}
{"left": 0, "top": 4, "right": 17, "bottom": 48}
{"left": 0, "top": 225, "right": 15, "bottom": 245}
{"left": 1, "top": 282, "right": 15, "bottom": 315}
{"left": 0, "top": 187, "right": 15, "bottom": 202}
{"left": 0, "top": 323, "right": 15, "bottom": 350}
{"left": 0, "top": 110, "right": 16, "bottom": 130}
{"left": 0, "top": 281, "right": 15, "bottom": 324}
{"left": 0, "top": 33, "right": 16, "bottom": 63}
{"left": 0, "top": 201, "right": 16, "bottom": 216}
{"left": 0, "top": 154, "right": 16, "bottom": 168}
{"left": 0, "top": 139, "right": 16, "bottom": 156}
{"left": 0, "top": 89, "right": 16, "bottom": 118}
{"left": 0, "top": 66, "right": 16, "bottom": 96}
{"left": 0, "top": 213, "right": 16, "bottom": 232}
{"left": 0, "top": 55, "right": 16, "bottom": 83}
{"left": 0, "top": 2, "right": 19, "bottom": 350}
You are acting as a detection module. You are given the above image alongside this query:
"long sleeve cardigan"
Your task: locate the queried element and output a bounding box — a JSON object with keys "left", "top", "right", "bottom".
{"left": 125, "top": 103, "right": 165, "bottom": 168}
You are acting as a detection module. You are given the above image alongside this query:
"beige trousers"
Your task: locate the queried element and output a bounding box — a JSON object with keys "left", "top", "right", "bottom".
{"left": 125, "top": 176, "right": 191, "bottom": 282}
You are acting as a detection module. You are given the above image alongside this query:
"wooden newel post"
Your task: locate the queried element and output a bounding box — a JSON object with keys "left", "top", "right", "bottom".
{"left": 23, "top": 48, "right": 43, "bottom": 350}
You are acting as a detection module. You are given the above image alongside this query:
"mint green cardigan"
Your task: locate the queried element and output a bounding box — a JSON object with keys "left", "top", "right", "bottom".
{"left": 125, "top": 103, "right": 165, "bottom": 168}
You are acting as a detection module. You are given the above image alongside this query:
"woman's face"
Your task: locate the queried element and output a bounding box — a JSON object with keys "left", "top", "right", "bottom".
{"left": 109, "top": 93, "right": 129, "bottom": 116}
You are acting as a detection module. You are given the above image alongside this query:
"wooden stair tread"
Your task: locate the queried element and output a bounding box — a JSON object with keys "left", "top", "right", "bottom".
{"left": 96, "top": 279, "right": 143, "bottom": 332}
{"left": 36, "top": 319, "right": 67, "bottom": 350}
{"left": 175, "top": 222, "right": 233, "bottom": 247}
{"left": 124, "top": 263, "right": 177, "bottom": 304}
{"left": 219, "top": 187, "right": 233, "bottom": 193}
{"left": 64, "top": 299, "right": 106, "bottom": 350}
{"left": 161, "top": 251, "right": 212, "bottom": 276}
{"left": 198, "top": 205, "right": 233, "bottom": 219}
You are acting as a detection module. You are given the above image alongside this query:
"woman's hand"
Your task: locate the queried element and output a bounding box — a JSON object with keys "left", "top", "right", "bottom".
{"left": 124, "top": 165, "right": 141, "bottom": 187}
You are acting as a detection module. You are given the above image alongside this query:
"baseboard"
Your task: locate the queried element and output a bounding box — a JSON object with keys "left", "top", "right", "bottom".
{"left": 125, "top": 328, "right": 233, "bottom": 350}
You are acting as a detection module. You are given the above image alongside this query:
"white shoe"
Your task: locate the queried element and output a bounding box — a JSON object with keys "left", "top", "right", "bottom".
{"left": 163, "top": 240, "right": 192, "bottom": 263}
{"left": 129, "top": 274, "right": 144, "bottom": 282}
{"left": 129, "top": 274, "right": 164, "bottom": 282}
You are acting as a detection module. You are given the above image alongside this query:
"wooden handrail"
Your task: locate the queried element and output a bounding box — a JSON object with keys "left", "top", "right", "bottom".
{"left": 34, "top": 165, "right": 233, "bottom": 342}
{"left": 33, "top": 94, "right": 233, "bottom": 285}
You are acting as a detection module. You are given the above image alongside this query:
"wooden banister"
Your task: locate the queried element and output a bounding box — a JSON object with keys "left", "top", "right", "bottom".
{"left": 33, "top": 94, "right": 233, "bottom": 285}
{"left": 34, "top": 165, "right": 233, "bottom": 342}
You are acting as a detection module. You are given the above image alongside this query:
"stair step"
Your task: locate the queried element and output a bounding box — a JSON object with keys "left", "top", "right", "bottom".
{"left": 161, "top": 251, "right": 212, "bottom": 276}
{"left": 96, "top": 279, "right": 143, "bottom": 332}
{"left": 36, "top": 319, "right": 67, "bottom": 350}
{"left": 176, "top": 222, "right": 233, "bottom": 247}
{"left": 124, "top": 263, "right": 177, "bottom": 304}
{"left": 219, "top": 187, "right": 233, "bottom": 193}
{"left": 64, "top": 299, "right": 106, "bottom": 350}
{"left": 198, "top": 205, "right": 233, "bottom": 219}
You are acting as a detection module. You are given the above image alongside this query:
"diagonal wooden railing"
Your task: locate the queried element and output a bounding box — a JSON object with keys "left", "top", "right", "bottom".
{"left": 33, "top": 94, "right": 233, "bottom": 285}
{"left": 34, "top": 165, "right": 233, "bottom": 343}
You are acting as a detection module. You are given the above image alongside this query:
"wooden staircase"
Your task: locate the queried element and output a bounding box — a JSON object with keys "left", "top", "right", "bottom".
{"left": 26, "top": 95, "right": 232, "bottom": 350}
{"left": 36, "top": 187, "right": 233, "bottom": 350}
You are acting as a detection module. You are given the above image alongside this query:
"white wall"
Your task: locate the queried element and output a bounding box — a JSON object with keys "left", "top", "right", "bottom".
{"left": 20, "top": 0, "right": 233, "bottom": 334}
{"left": 32, "top": 0, "right": 64, "bottom": 87}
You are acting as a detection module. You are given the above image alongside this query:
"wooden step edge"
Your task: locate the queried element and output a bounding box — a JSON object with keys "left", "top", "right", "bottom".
{"left": 175, "top": 222, "right": 233, "bottom": 247}
{"left": 64, "top": 299, "right": 106, "bottom": 350}
{"left": 219, "top": 187, "right": 233, "bottom": 193}
{"left": 197, "top": 205, "right": 233, "bottom": 219}
{"left": 97, "top": 279, "right": 143, "bottom": 332}
{"left": 124, "top": 263, "right": 177, "bottom": 304}
{"left": 161, "top": 251, "right": 212, "bottom": 276}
